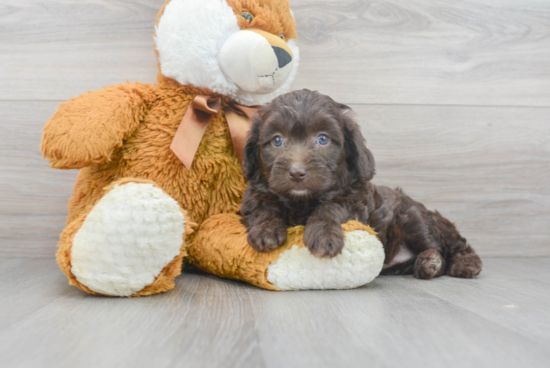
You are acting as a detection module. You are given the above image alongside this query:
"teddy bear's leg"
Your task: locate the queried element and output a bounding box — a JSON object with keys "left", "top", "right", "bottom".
{"left": 57, "top": 178, "right": 194, "bottom": 297}
{"left": 189, "top": 214, "right": 385, "bottom": 291}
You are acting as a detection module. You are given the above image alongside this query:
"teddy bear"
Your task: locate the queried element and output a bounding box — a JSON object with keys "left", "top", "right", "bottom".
{"left": 41, "top": 0, "right": 385, "bottom": 297}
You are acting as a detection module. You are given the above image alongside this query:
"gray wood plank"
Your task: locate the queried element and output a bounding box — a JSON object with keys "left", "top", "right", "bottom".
{"left": 246, "top": 277, "right": 550, "bottom": 368}
{"left": 1, "top": 0, "right": 549, "bottom": 106}
{"left": 407, "top": 258, "right": 550, "bottom": 342}
{"left": 292, "top": 0, "right": 550, "bottom": 106}
{"left": 0, "top": 259, "right": 265, "bottom": 368}
{"left": 481, "top": 257, "right": 550, "bottom": 281}
{"left": 0, "top": 258, "right": 72, "bottom": 330}
{"left": 0, "top": 101, "right": 78, "bottom": 258}
{"left": 353, "top": 104, "right": 550, "bottom": 257}
{"left": 1, "top": 101, "right": 549, "bottom": 257}
{"left": 1, "top": 257, "right": 549, "bottom": 368}
{"left": 0, "top": 0, "right": 164, "bottom": 102}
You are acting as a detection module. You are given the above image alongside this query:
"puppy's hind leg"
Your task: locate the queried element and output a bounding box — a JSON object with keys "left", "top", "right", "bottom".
{"left": 387, "top": 203, "right": 449, "bottom": 279}
{"left": 392, "top": 189, "right": 481, "bottom": 279}
{"left": 414, "top": 249, "right": 445, "bottom": 279}
{"left": 447, "top": 240, "right": 482, "bottom": 279}
{"left": 370, "top": 185, "right": 482, "bottom": 279}
{"left": 424, "top": 210, "right": 482, "bottom": 279}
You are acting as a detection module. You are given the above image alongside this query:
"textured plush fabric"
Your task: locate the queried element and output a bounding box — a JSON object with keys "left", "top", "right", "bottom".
{"left": 155, "top": 0, "right": 299, "bottom": 106}
{"left": 267, "top": 230, "right": 385, "bottom": 291}
{"left": 42, "top": 0, "right": 383, "bottom": 296}
{"left": 43, "top": 82, "right": 247, "bottom": 227}
{"left": 56, "top": 178, "right": 195, "bottom": 297}
{"left": 42, "top": 0, "right": 300, "bottom": 296}
{"left": 45, "top": 81, "right": 244, "bottom": 296}
{"left": 71, "top": 182, "right": 187, "bottom": 297}
{"left": 190, "top": 214, "right": 382, "bottom": 291}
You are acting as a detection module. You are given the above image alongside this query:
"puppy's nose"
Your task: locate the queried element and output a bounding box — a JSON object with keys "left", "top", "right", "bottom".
{"left": 289, "top": 166, "right": 307, "bottom": 182}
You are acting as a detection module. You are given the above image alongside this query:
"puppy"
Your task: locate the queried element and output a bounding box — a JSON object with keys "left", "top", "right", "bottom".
{"left": 240, "top": 89, "right": 482, "bottom": 279}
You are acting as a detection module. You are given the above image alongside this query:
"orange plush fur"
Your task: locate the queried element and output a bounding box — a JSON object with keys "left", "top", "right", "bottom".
{"left": 42, "top": 0, "right": 299, "bottom": 296}
{"left": 191, "top": 215, "right": 378, "bottom": 291}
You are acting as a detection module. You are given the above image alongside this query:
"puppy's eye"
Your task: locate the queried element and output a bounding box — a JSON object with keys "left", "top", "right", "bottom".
{"left": 317, "top": 135, "right": 330, "bottom": 146}
{"left": 241, "top": 12, "right": 254, "bottom": 22}
{"left": 272, "top": 136, "right": 284, "bottom": 147}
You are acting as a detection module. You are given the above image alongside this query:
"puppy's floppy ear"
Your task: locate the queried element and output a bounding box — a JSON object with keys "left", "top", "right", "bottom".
{"left": 242, "top": 112, "right": 263, "bottom": 183}
{"left": 341, "top": 106, "right": 376, "bottom": 182}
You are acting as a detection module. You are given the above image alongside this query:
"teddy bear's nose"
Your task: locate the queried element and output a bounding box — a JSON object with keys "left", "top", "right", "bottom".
{"left": 273, "top": 46, "right": 292, "bottom": 68}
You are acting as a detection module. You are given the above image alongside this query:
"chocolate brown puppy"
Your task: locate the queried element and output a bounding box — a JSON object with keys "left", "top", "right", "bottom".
{"left": 240, "top": 89, "right": 482, "bottom": 279}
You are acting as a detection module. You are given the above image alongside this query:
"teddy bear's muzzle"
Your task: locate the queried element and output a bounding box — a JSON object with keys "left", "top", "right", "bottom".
{"left": 217, "top": 29, "right": 294, "bottom": 94}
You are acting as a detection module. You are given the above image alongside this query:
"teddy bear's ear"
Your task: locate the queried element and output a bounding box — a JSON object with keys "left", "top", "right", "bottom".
{"left": 242, "top": 112, "right": 263, "bottom": 183}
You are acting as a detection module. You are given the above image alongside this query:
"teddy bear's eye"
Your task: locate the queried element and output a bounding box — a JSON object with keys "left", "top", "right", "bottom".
{"left": 279, "top": 34, "right": 284, "bottom": 40}
{"left": 241, "top": 12, "right": 254, "bottom": 23}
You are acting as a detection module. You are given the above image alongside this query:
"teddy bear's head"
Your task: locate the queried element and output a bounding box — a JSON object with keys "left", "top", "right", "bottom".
{"left": 155, "top": 0, "right": 299, "bottom": 106}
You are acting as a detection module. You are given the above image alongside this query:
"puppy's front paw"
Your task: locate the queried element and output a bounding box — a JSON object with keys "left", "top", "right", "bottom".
{"left": 247, "top": 222, "right": 288, "bottom": 253}
{"left": 304, "top": 221, "right": 345, "bottom": 258}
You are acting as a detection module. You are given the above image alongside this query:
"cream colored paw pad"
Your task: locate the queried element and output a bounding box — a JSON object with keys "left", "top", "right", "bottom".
{"left": 267, "top": 231, "right": 385, "bottom": 291}
{"left": 71, "top": 183, "right": 185, "bottom": 296}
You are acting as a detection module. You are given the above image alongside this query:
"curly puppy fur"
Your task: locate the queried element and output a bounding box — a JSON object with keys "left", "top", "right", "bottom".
{"left": 240, "top": 89, "right": 482, "bottom": 279}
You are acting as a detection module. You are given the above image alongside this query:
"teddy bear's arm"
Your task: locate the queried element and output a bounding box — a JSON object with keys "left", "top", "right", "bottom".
{"left": 41, "top": 83, "right": 156, "bottom": 169}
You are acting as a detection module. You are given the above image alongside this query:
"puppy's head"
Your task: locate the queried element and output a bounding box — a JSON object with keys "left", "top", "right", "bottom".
{"left": 243, "top": 89, "right": 375, "bottom": 200}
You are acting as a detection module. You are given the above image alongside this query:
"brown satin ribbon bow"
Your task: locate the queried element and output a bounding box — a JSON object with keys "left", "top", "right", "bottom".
{"left": 170, "top": 95, "right": 260, "bottom": 170}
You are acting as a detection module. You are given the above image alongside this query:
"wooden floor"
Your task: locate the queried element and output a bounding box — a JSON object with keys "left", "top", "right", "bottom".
{"left": 1, "top": 257, "right": 549, "bottom": 368}
{"left": 1, "top": 1, "right": 550, "bottom": 367}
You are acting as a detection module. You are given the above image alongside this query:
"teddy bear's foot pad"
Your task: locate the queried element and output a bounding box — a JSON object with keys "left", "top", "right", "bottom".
{"left": 71, "top": 182, "right": 186, "bottom": 296}
{"left": 266, "top": 230, "right": 385, "bottom": 291}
